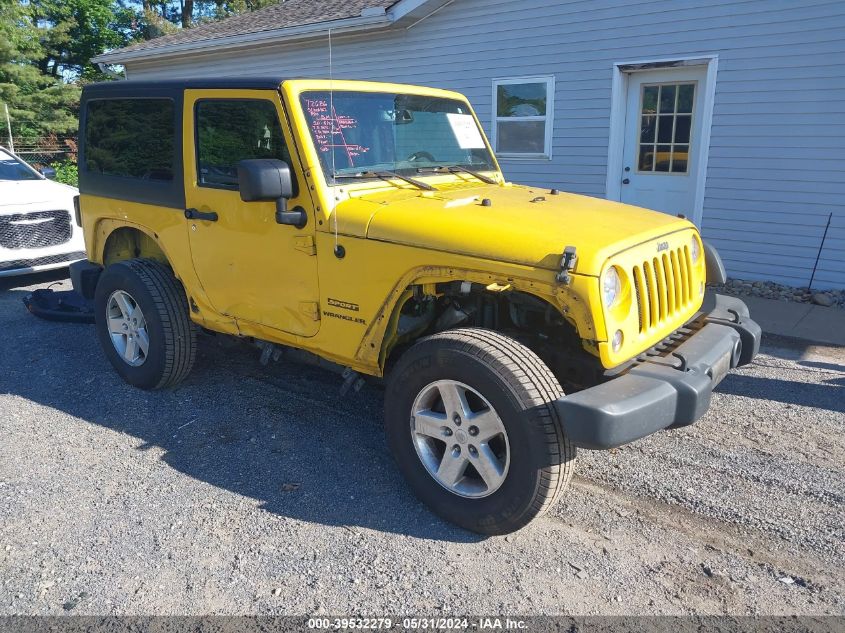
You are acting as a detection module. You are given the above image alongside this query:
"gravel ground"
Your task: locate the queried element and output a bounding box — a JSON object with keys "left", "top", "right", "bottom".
{"left": 708, "top": 278, "right": 845, "bottom": 309}
{"left": 1, "top": 271, "right": 844, "bottom": 616}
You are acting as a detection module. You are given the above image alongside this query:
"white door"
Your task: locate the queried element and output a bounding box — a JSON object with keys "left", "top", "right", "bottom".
{"left": 620, "top": 67, "right": 706, "bottom": 219}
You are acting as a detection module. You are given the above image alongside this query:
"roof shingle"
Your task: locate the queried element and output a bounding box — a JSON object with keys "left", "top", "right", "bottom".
{"left": 113, "top": 0, "right": 396, "bottom": 56}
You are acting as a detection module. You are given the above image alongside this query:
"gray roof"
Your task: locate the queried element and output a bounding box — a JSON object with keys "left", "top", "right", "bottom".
{"left": 110, "top": 0, "right": 397, "bottom": 57}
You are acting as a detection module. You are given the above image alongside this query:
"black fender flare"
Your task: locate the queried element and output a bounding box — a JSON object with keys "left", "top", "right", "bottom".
{"left": 703, "top": 240, "right": 727, "bottom": 284}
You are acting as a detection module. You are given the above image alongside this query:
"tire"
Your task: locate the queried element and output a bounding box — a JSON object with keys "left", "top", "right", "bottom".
{"left": 94, "top": 258, "right": 196, "bottom": 390}
{"left": 384, "top": 328, "right": 575, "bottom": 534}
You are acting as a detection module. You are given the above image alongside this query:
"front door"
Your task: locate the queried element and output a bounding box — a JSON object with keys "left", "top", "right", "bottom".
{"left": 620, "top": 67, "right": 706, "bottom": 219}
{"left": 183, "top": 89, "right": 320, "bottom": 337}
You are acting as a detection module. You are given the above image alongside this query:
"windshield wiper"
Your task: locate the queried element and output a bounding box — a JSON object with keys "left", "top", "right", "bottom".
{"left": 417, "top": 165, "right": 497, "bottom": 185}
{"left": 333, "top": 170, "right": 435, "bottom": 191}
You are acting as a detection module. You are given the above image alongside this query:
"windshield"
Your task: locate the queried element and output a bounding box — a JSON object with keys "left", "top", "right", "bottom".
{"left": 299, "top": 91, "right": 496, "bottom": 182}
{"left": 0, "top": 149, "right": 41, "bottom": 181}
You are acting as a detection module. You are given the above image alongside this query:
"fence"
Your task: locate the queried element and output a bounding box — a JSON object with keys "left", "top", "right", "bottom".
{"left": 7, "top": 136, "right": 78, "bottom": 170}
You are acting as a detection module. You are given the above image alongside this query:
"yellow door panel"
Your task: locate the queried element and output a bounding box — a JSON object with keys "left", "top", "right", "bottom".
{"left": 183, "top": 89, "right": 320, "bottom": 337}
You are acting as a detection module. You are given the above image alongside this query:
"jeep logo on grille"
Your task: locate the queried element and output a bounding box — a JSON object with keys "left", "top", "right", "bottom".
{"left": 656, "top": 241, "right": 669, "bottom": 252}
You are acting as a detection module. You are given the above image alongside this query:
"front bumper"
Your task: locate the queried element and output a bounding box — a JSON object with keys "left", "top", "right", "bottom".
{"left": 556, "top": 294, "right": 761, "bottom": 450}
{"left": 0, "top": 250, "right": 86, "bottom": 277}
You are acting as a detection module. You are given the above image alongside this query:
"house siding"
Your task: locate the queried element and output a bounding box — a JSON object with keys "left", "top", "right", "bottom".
{"left": 126, "top": 0, "right": 845, "bottom": 289}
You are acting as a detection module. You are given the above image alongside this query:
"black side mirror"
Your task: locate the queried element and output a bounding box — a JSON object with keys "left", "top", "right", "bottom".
{"left": 39, "top": 166, "right": 57, "bottom": 180}
{"left": 237, "top": 159, "right": 306, "bottom": 229}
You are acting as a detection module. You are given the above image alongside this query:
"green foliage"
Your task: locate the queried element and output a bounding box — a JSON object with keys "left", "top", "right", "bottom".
{"left": 50, "top": 160, "right": 79, "bottom": 186}
{"left": 0, "top": 0, "right": 282, "bottom": 143}
{"left": 30, "top": 0, "right": 140, "bottom": 78}
{"left": 1, "top": 0, "right": 77, "bottom": 138}
{"left": 200, "top": 0, "right": 277, "bottom": 21}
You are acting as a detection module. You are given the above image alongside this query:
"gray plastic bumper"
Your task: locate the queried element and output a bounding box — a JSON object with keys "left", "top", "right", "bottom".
{"left": 556, "top": 294, "right": 761, "bottom": 450}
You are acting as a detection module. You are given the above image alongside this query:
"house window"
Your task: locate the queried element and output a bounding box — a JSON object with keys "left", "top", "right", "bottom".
{"left": 492, "top": 76, "right": 554, "bottom": 158}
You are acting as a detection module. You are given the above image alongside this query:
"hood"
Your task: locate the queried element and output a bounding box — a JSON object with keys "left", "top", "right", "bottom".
{"left": 0, "top": 179, "right": 77, "bottom": 209}
{"left": 330, "top": 183, "right": 695, "bottom": 276}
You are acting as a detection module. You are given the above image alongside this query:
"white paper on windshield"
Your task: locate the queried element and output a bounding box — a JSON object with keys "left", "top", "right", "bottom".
{"left": 447, "top": 113, "right": 486, "bottom": 149}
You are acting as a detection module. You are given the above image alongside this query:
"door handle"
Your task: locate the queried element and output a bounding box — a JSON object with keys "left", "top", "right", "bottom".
{"left": 622, "top": 178, "right": 630, "bottom": 185}
{"left": 185, "top": 208, "right": 218, "bottom": 222}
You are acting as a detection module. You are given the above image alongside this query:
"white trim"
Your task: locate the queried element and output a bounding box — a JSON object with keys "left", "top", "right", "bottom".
{"left": 93, "top": 0, "right": 446, "bottom": 64}
{"left": 696, "top": 57, "right": 718, "bottom": 229}
{"left": 404, "top": 0, "right": 455, "bottom": 29}
{"left": 605, "top": 54, "right": 717, "bottom": 227}
{"left": 491, "top": 75, "right": 555, "bottom": 160}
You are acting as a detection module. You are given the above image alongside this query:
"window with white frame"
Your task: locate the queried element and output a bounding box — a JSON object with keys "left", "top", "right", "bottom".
{"left": 492, "top": 76, "right": 554, "bottom": 158}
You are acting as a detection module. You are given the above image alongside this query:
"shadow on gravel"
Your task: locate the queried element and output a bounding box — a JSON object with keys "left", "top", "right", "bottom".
{"left": 799, "top": 360, "right": 845, "bottom": 373}
{"left": 0, "top": 268, "right": 69, "bottom": 292}
{"left": 1, "top": 283, "right": 483, "bottom": 543}
{"left": 717, "top": 372, "right": 844, "bottom": 414}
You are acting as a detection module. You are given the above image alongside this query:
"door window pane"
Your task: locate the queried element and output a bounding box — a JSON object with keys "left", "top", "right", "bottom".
{"left": 638, "top": 146, "right": 654, "bottom": 171}
{"left": 642, "top": 86, "right": 658, "bottom": 114}
{"left": 195, "top": 99, "right": 292, "bottom": 190}
{"left": 640, "top": 115, "right": 655, "bottom": 143}
{"left": 636, "top": 82, "right": 695, "bottom": 174}
{"left": 677, "top": 84, "right": 694, "bottom": 113}
{"left": 674, "top": 115, "right": 692, "bottom": 144}
{"left": 657, "top": 116, "right": 673, "bottom": 143}
{"left": 659, "top": 85, "right": 676, "bottom": 113}
{"left": 671, "top": 145, "right": 689, "bottom": 172}
{"left": 85, "top": 99, "right": 175, "bottom": 180}
{"left": 655, "top": 145, "right": 672, "bottom": 171}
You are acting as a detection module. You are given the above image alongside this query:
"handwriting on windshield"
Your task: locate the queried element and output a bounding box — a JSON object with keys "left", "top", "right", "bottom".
{"left": 304, "top": 98, "right": 370, "bottom": 167}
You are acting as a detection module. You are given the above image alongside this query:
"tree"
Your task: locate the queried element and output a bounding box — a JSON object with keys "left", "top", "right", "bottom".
{"left": 0, "top": 0, "right": 79, "bottom": 138}
{"left": 29, "top": 0, "right": 140, "bottom": 79}
{"left": 0, "top": 0, "right": 283, "bottom": 143}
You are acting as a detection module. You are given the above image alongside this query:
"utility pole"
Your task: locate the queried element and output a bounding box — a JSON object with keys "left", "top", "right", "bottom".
{"left": 3, "top": 103, "right": 13, "bottom": 153}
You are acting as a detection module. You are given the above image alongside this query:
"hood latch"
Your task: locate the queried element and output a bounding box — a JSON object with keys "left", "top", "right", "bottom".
{"left": 555, "top": 246, "right": 578, "bottom": 284}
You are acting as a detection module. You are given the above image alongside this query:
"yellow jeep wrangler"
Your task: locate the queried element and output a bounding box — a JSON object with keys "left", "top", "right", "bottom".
{"left": 72, "top": 78, "right": 760, "bottom": 534}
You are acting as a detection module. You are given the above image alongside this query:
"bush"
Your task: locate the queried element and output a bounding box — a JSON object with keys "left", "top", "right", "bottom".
{"left": 50, "top": 161, "right": 78, "bottom": 187}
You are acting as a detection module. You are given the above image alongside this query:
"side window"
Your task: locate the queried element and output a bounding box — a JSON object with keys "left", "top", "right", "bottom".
{"left": 492, "top": 76, "right": 554, "bottom": 158}
{"left": 85, "top": 99, "right": 175, "bottom": 180}
{"left": 195, "top": 99, "right": 293, "bottom": 190}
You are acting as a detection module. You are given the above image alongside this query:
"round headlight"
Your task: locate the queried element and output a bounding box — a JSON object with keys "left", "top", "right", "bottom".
{"left": 602, "top": 267, "right": 622, "bottom": 308}
{"left": 691, "top": 236, "right": 701, "bottom": 263}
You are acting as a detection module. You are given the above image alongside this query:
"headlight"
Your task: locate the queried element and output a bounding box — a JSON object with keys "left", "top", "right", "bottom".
{"left": 691, "top": 236, "right": 701, "bottom": 263}
{"left": 602, "top": 266, "right": 622, "bottom": 308}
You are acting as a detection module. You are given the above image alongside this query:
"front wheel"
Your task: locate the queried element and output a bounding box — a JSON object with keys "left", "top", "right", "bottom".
{"left": 384, "top": 328, "right": 575, "bottom": 534}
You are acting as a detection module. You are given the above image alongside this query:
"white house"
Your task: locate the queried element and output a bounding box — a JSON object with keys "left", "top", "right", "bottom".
{"left": 93, "top": 0, "right": 845, "bottom": 289}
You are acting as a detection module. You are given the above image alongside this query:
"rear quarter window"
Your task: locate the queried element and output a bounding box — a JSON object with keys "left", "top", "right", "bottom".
{"left": 84, "top": 99, "right": 175, "bottom": 180}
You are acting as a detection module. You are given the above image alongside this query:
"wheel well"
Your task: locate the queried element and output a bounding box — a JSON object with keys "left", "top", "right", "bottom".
{"left": 102, "top": 227, "right": 168, "bottom": 268}
{"left": 382, "top": 282, "right": 604, "bottom": 391}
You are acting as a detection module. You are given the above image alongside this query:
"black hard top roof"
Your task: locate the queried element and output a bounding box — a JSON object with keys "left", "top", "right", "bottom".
{"left": 82, "top": 77, "right": 288, "bottom": 98}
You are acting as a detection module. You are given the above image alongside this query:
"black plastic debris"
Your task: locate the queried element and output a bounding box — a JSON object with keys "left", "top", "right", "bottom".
{"left": 22, "top": 287, "right": 95, "bottom": 324}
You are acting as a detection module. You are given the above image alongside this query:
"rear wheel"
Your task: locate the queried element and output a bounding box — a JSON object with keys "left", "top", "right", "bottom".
{"left": 94, "top": 258, "right": 196, "bottom": 389}
{"left": 384, "top": 328, "right": 575, "bottom": 534}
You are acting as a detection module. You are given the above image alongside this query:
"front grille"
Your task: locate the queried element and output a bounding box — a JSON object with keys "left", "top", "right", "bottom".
{"left": 0, "top": 250, "right": 85, "bottom": 273}
{"left": 0, "top": 210, "right": 73, "bottom": 249}
{"left": 632, "top": 246, "right": 694, "bottom": 333}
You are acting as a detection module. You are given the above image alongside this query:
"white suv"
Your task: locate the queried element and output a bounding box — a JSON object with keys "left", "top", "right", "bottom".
{"left": 0, "top": 146, "right": 85, "bottom": 277}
